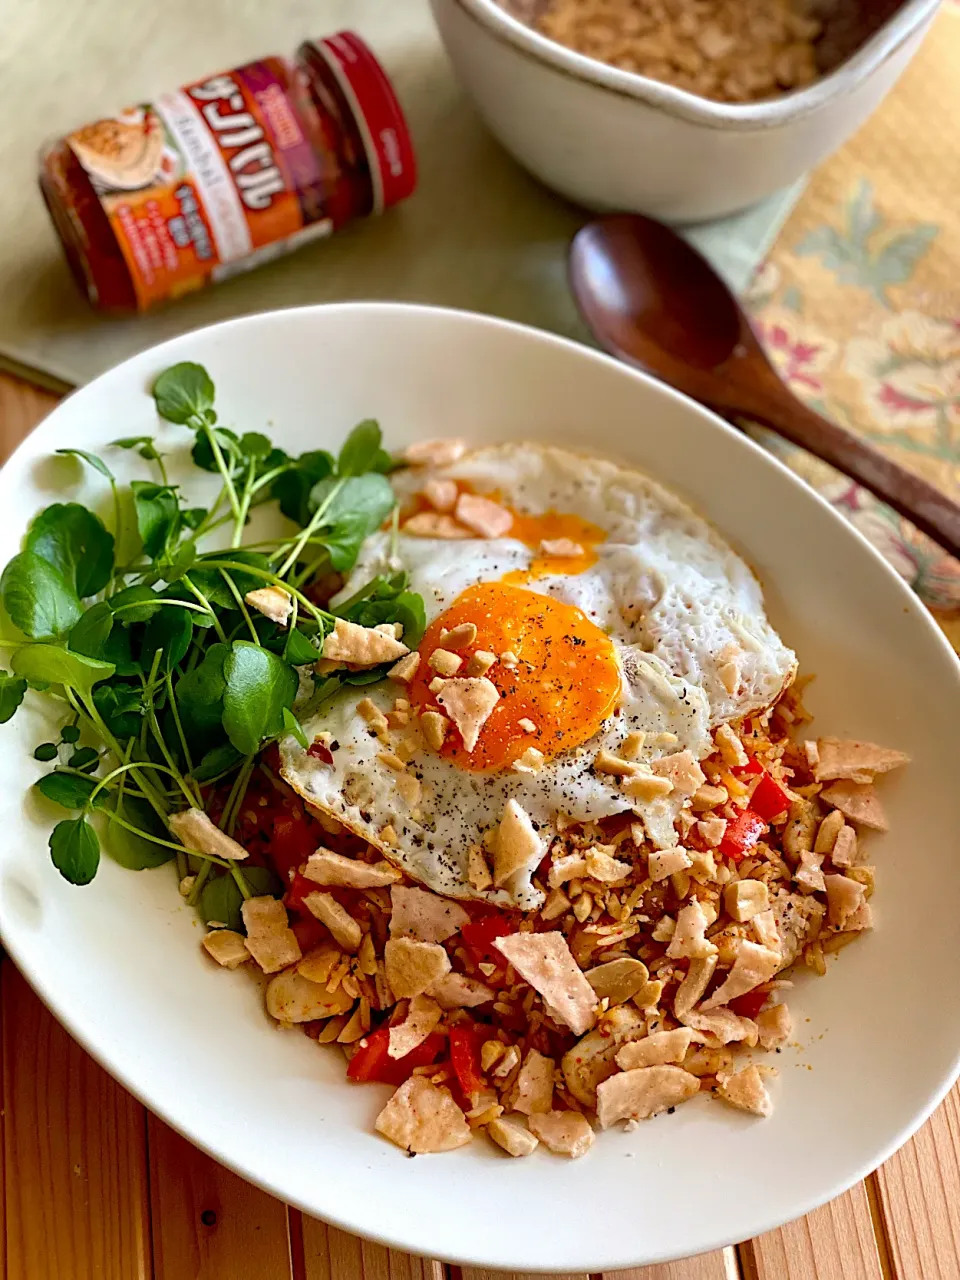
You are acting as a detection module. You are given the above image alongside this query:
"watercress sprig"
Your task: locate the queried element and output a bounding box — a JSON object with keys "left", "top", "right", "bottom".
{"left": 0, "top": 361, "right": 423, "bottom": 903}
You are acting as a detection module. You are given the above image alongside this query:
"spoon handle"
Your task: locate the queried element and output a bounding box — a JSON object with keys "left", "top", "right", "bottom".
{"left": 736, "top": 386, "right": 960, "bottom": 560}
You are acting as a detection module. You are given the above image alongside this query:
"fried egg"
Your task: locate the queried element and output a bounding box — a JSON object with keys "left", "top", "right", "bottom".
{"left": 280, "top": 443, "right": 796, "bottom": 908}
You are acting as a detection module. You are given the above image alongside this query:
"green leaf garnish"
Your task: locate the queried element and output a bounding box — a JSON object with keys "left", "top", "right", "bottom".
{"left": 49, "top": 816, "right": 100, "bottom": 885}
{"left": 152, "top": 362, "right": 215, "bottom": 425}
{"left": 1, "top": 551, "right": 83, "bottom": 639}
{"left": 221, "top": 641, "right": 298, "bottom": 756}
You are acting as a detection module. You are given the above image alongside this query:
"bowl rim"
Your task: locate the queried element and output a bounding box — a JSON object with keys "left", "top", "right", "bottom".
{"left": 442, "top": 0, "right": 940, "bottom": 132}
{"left": 4, "top": 299, "right": 960, "bottom": 1271}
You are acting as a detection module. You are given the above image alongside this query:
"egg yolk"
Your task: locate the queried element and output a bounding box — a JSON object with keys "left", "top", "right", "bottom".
{"left": 407, "top": 582, "right": 621, "bottom": 772}
{"left": 504, "top": 509, "right": 606, "bottom": 582}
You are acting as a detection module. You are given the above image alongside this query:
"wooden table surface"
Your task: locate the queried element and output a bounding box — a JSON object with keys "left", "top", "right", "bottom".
{"left": 1, "top": 369, "right": 957, "bottom": 1280}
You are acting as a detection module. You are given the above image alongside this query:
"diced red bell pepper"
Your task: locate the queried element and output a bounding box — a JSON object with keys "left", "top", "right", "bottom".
{"left": 290, "top": 915, "right": 328, "bottom": 953}
{"left": 733, "top": 757, "right": 763, "bottom": 778}
{"left": 346, "top": 1026, "right": 446, "bottom": 1086}
{"left": 719, "top": 808, "right": 767, "bottom": 863}
{"left": 748, "top": 771, "right": 792, "bottom": 822}
{"left": 448, "top": 1024, "right": 485, "bottom": 1099}
{"left": 284, "top": 871, "right": 317, "bottom": 915}
{"left": 729, "top": 988, "right": 770, "bottom": 1020}
{"left": 269, "top": 815, "right": 318, "bottom": 883}
{"left": 461, "top": 914, "right": 514, "bottom": 962}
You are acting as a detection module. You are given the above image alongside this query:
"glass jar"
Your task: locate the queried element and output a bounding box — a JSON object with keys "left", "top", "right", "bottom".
{"left": 38, "top": 32, "right": 416, "bottom": 312}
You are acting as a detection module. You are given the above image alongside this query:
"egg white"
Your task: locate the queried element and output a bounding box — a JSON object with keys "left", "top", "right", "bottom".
{"left": 280, "top": 443, "right": 796, "bottom": 907}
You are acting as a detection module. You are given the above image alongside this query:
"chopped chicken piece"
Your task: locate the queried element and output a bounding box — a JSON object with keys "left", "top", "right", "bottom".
{"left": 244, "top": 584, "right": 293, "bottom": 626}
{"left": 724, "top": 879, "right": 770, "bottom": 922}
{"left": 390, "top": 885, "right": 469, "bottom": 943}
{"left": 514, "top": 1049, "right": 555, "bottom": 1115}
{"left": 750, "top": 909, "right": 781, "bottom": 951}
{"left": 819, "top": 781, "right": 888, "bottom": 831}
{"left": 455, "top": 492, "right": 513, "bottom": 538}
{"left": 487, "top": 1115, "right": 539, "bottom": 1157}
{"left": 718, "top": 1065, "right": 773, "bottom": 1117}
{"left": 388, "top": 994, "right": 442, "bottom": 1059}
{"left": 465, "top": 649, "right": 497, "bottom": 676}
{"left": 384, "top": 937, "right": 451, "bottom": 998}
{"left": 395, "top": 772, "right": 421, "bottom": 807}
{"left": 596, "top": 1065, "right": 699, "bottom": 1128}
{"left": 424, "top": 477, "right": 458, "bottom": 511}
{"left": 322, "top": 618, "right": 409, "bottom": 666}
{"left": 701, "top": 941, "right": 780, "bottom": 1010}
{"left": 689, "top": 848, "right": 718, "bottom": 881}
{"left": 241, "top": 897, "right": 301, "bottom": 973}
{"left": 430, "top": 972, "right": 494, "bottom": 1009}
{"left": 715, "top": 722, "right": 748, "bottom": 768}
{"left": 513, "top": 746, "right": 545, "bottom": 773}
{"left": 428, "top": 648, "right": 462, "bottom": 676}
{"left": 388, "top": 652, "right": 420, "bottom": 683}
{"left": 815, "top": 737, "right": 909, "bottom": 784}
{"left": 782, "top": 798, "right": 817, "bottom": 862}
{"left": 585, "top": 958, "right": 649, "bottom": 1005}
{"left": 616, "top": 1029, "right": 693, "bottom": 1070}
{"left": 202, "top": 929, "right": 249, "bottom": 969}
{"left": 436, "top": 677, "right": 500, "bottom": 752}
{"left": 830, "top": 824, "right": 860, "bottom": 868}
{"left": 539, "top": 537, "right": 584, "bottom": 557}
{"left": 494, "top": 798, "right": 544, "bottom": 890}
{"left": 718, "top": 657, "right": 740, "bottom": 695}
{"left": 757, "top": 1002, "right": 792, "bottom": 1050}
{"left": 673, "top": 954, "right": 718, "bottom": 1018}
{"left": 303, "top": 892, "right": 362, "bottom": 951}
{"left": 403, "top": 438, "right": 467, "bottom": 467}
{"left": 527, "top": 1110, "right": 595, "bottom": 1158}
{"left": 667, "top": 900, "right": 717, "bottom": 960}
{"left": 651, "top": 750, "right": 706, "bottom": 795}
{"left": 681, "top": 1008, "right": 759, "bottom": 1045}
{"left": 419, "top": 710, "right": 448, "bottom": 751}
{"left": 814, "top": 808, "right": 844, "bottom": 855}
{"left": 297, "top": 943, "right": 340, "bottom": 984}
{"left": 772, "top": 892, "right": 825, "bottom": 966}
{"left": 403, "top": 511, "right": 470, "bottom": 538}
{"left": 265, "top": 969, "right": 354, "bottom": 1022}
{"left": 375, "top": 1076, "right": 472, "bottom": 1153}
{"left": 649, "top": 848, "right": 692, "bottom": 882}
{"left": 303, "top": 849, "right": 399, "bottom": 889}
{"left": 697, "top": 816, "right": 728, "bottom": 848}
{"left": 585, "top": 847, "right": 632, "bottom": 883}
{"left": 547, "top": 852, "right": 588, "bottom": 888}
{"left": 794, "top": 852, "right": 826, "bottom": 894}
{"left": 494, "top": 931, "right": 598, "bottom": 1035}
{"left": 169, "top": 808, "right": 248, "bottom": 861}
{"left": 692, "top": 783, "right": 729, "bottom": 811}
{"left": 824, "top": 873, "right": 867, "bottom": 931}
{"left": 621, "top": 772, "right": 674, "bottom": 802}
{"left": 541, "top": 887, "right": 571, "bottom": 921}
{"left": 467, "top": 844, "right": 493, "bottom": 892}
{"left": 594, "top": 749, "right": 637, "bottom": 776}
{"left": 844, "top": 901, "right": 874, "bottom": 931}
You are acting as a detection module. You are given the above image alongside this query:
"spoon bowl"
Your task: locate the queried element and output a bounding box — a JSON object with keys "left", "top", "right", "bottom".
{"left": 570, "top": 213, "right": 960, "bottom": 560}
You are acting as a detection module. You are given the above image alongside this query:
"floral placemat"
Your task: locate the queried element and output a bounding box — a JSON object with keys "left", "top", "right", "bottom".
{"left": 745, "top": 2, "right": 960, "bottom": 648}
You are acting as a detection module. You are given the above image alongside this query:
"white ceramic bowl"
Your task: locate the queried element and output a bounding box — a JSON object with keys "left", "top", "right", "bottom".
{"left": 1, "top": 303, "right": 959, "bottom": 1272}
{"left": 430, "top": 0, "right": 939, "bottom": 221}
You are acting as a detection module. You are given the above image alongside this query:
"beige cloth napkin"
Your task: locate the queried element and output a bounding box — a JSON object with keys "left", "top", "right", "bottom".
{"left": 0, "top": 0, "right": 800, "bottom": 387}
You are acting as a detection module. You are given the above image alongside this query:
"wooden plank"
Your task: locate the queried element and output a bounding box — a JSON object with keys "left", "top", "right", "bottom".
{"left": 147, "top": 1114, "right": 293, "bottom": 1280}
{"left": 1, "top": 961, "right": 151, "bottom": 1279}
{"left": 0, "top": 372, "right": 57, "bottom": 460}
{"left": 299, "top": 1216, "right": 445, "bottom": 1280}
{"left": 875, "top": 1084, "right": 960, "bottom": 1280}
{"left": 615, "top": 1248, "right": 740, "bottom": 1279}
{"left": 739, "top": 1184, "right": 883, "bottom": 1280}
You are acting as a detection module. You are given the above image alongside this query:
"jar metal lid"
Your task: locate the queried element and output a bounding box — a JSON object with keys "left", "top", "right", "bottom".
{"left": 303, "top": 32, "right": 417, "bottom": 214}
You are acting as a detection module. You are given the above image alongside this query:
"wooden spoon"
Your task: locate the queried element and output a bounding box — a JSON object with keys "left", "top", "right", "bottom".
{"left": 569, "top": 212, "right": 960, "bottom": 559}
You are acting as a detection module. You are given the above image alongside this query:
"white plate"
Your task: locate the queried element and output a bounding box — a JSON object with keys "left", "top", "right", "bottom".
{"left": 1, "top": 303, "right": 958, "bottom": 1273}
